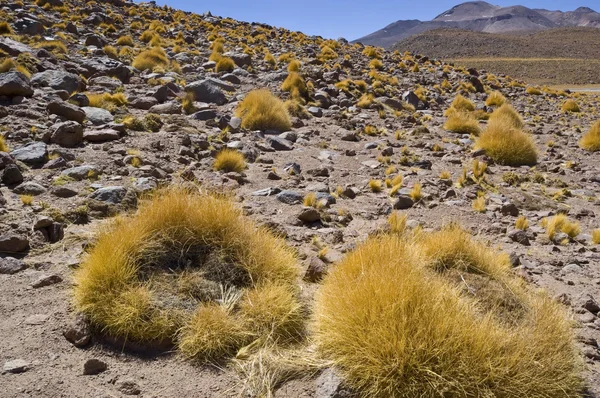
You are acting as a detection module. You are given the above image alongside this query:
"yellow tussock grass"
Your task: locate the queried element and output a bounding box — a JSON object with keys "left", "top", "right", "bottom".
{"left": 213, "top": 149, "right": 246, "bottom": 173}
{"left": 235, "top": 89, "right": 291, "bottom": 132}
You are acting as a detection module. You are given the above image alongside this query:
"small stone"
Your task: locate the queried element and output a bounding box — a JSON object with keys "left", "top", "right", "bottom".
{"left": 117, "top": 379, "right": 141, "bottom": 395}
{"left": 31, "top": 273, "right": 63, "bottom": 288}
{"left": 3, "top": 359, "right": 30, "bottom": 374}
{"left": 0, "top": 233, "right": 29, "bottom": 253}
{"left": 88, "top": 186, "right": 127, "bottom": 204}
{"left": 508, "top": 229, "right": 530, "bottom": 246}
{"left": 63, "top": 315, "right": 91, "bottom": 348}
{"left": 298, "top": 207, "right": 321, "bottom": 223}
{"left": 0, "top": 257, "right": 26, "bottom": 274}
{"left": 393, "top": 195, "right": 414, "bottom": 210}
{"left": 268, "top": 136, "right": 294, "bottom": 151}
{"left": 304, "top": 256, "right": 328, "bottom": 282}
{"left": 24, "top": 314, "right": 49, "bottom": 325}
{"left": 83, "top": 359, "right": 107, "bottom": 375}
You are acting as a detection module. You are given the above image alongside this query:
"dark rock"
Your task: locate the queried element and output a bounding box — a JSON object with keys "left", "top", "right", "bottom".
{"left": 31, "top": 70, "right": 84, "bottom": 94}
{"left": 50, "top": 121, "right": 84, "bottom": 148}
{"left": 31, "top": 273, "right": 62, "bottom": 288}
{"left": 0, "top": 72, "right": 33, "bottom": 97}
{"left": 3, "top": 359, "right": 30, "bottom": 374}
{"left": 0, "top": 234, "right": 29, "bottom": 253}
{"left": 304, "top": 256, "right": 327, "bottom": 282}
{"left": 276, "top": 190, "right": 303, "bottom": 204}
{"left": 82, "top": 107, "right": 114, "bottom": 125}
{"left": 0, "top": 257, "right": 26, "bottom": 275}
{"left": 190, "top": 109, "right": 217, "bottom": 121}
{"left": 1, "top": 163, "right": 23, "bottom": 185}
{"left": 85, "top": 34, "right": 108, "bottom": 48}
{"left": 268, "top": 136, "right": 293, "bottom": 151}
{"left": 298, "top": 207, "right": 321, "bottom": 223}
{"left": 508, "top": 229, "right": 530, "bottom": 246}
{"left": 393, "top": 195, "right": 414, "bottom": 210}
{"left": 63, "top": 315, "right": 91, "bottom": 348}
{"left": 83, "top": 359, "right": 107, "bottom": 375}
{"left": 51, "top": 187, "right": 78, "bottom": 198}
{"left": 47, "top": 101, "right": 86, "bottom": 123}
{"left": 130, "top": 97, "right": 158, "bottom": 110}
{"left": 13, "top": 181, "right": 47, "bottom": 195}
{"left": 185, "top": 79, "right": 227, "bottom": 105}
{"left": 62, "top": 165, "right": 100, "bottom": 180}
{"left": 402, "top": 91, "right": 420, "bottom": 109}
{"left": 500, "top": 202, "right": 519, "bottom": 216}
{"left": 0, "top": 37, "right": 34, "bottom": 56}
{"left": 148, "top": 102, "right": 182, "bottom": 115}
{"left": 83, "top": 129, "right": 120, "bottom": 143}
{"left": 9, "top": 141, "right": 47, "bottom": 168}
{"left": 88, "top": 186, "right": 127, "bottom": 204}
{"left": 116, "top": 379, "right": 141, "bottom": 396}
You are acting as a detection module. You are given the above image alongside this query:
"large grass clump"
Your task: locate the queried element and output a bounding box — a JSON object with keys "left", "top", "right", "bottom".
{"left": 132, "top": 46, "right": 169, "bottom": 71}
{"left": 235, "top": 89, "right": 291, "bottom": 132}
{"left": 74, "top": 188, "right": 302, "bottom": 361}
{"left": 580, "top": 120, "right": 600, "bottom": 151}
{"left": 443, "top": 111, "right": 481, "bottom": 135}
{"left": 313, "top": 225, "right": 582, "bottom": 397}
{"left": 213, "top": 149, "right": 246, "bottom": 173}
{"left": 475, "top": 105, "right": 537, "bottom": 166}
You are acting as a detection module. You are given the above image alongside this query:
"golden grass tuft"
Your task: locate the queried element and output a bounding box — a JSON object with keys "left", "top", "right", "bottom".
{"left": 213, "top": 149, "right": 246, "bottom": 173}
{"left": 526, "top": 86, "right": 543, "bottom": 95}
{"left": 409, "top": 182, "right": 422, "bottom": 202}
{"left": 36, "top": 40, "right": 67, "bottom": 54}
{"left": 472, "top": 196, "right": 486, "bottom": 212}
{"left": 215, "top": 56, "right": 235, "bottom": 73}
{"left": 516, "top": 215, "right": 529, "bottom": 230}
{"left": 74, "top": 189, "right": 301, "bottom": 360}
{"left": 542, "top": 214, "right": 580, "bottom": 241}
{"left": 87, "top": 92, "right": 128, "bottom": 112}
{"left": 20, "top": 194, "right": 34, "bottom": 206}
{"left": 443, "top": 111, "right": 481, "bottom": 135}
{"left": 132, "top": 46, "right": 169, "bottom": 71}
{"left": 485, "top": 90, "right": 506, "bottom": 107}
{"left": 561, "top": 99, "right": 580, "bottom": 113}
{"left": 313, "top": 226, "right": 582, "bottom": 397}
{"left": 368, "top": 179, "right": 382, "bottom": 192}
{"left": 592, "top": 229, "right": 600, "bottom": 245}
{"left": 235, "top": 89, "right": 291, "bottom": 132}
{"left": 287, "top": 60, "right": 301, "bottom": 72}
{"left": 475, "top": 106, "right": 537, "bottom": 166}
{"left": 116, "top": 35, "right": 134, "bottom": 46}
{"left": 388, "top": 211, "right": 407, "bottom": 235}
{"left": 281, "top": 72, "right": 308, "bottom": 99}
{"left": 444, "top": 94, "right": 475, "bottom": 115}
{"left": 579, "top": 120, "right": 600, "bottom": 152}
{"left": 0, "top": 135, "right": 8, "bottom": 152}
{"left": 0, "top": 22, "right": 13, "bottom": 35}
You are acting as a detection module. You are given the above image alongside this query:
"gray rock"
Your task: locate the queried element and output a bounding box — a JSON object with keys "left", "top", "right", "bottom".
{"left": 148, "top": 102, "right": 182, "bottom": 115}
{"left": 34, "top": 216, "right": 53, "bottom": 229}
{"left": 298, "top": 207, "right": 321, "bottom": 223}
{"left": 15, "top": 17, "right": 44, "bottom": 35}
{"left": 82, "top": 107, "right": 114, "bottom": 125}
{"left": 185, "top": 79, "right": 228, "bottom": 105}
{"left": 500, "top": 202, "right": 519, "bottom": 216}
{"left": 88, "top": 186, "right": 127, "bottom": 204}
{"left": 133, "top": 177, "right": 157, "bottom": 192}
{"left": 508, "top": 229, "right": 530, "bottom": 246}
{"left": 276, "top": 190, "right": 303, "bottom": 205}
{"left": 69, "top": 93, "right": 89, "bottom": 107}
{"left": 31, "top": 70, "right": 83, "bottom": 94}
{"left": 31, "top": 273, "right": 62, "bottom": 288}
{"left": 268, "top": 136, "right": 293, "bottom": 151}
{"left": 0, "top": 72, "right": 33, "bottom": 97}
{"left": 0, "top": 257, "right": 26, "bottom": 275}
{"left": 315, "top": 368, "right": 347, "bottom": 398}
{"left": 85, "top": 34, "right": 107, "bottom": 48}
{"left": 83, "top": 359, "right": 107, "bottom": 375}
{"left": 13, "top": 181, "right": 46, "bottom": 195}
{"left": 51, "top": 121, "right": 84, "bottom": 148}
{"left": 47, "top": 101, "right": 86, "bottom": 123}
{"left": 191, "top": 109, "right": 217, "bottom": 121}
{"left": 402, "top": 91, "right": 420, "bottom": 109}
{"left": 308, "top": 106, "right": 323, "bottom": 117}
{"left": 304, "top": 256, "right": 328, "bottom": 282}
{"left": 316, "top": 192, "right": 336, "bottom": 206}
{"left": 393, "top": 195, "right": 414, "bottom": 210}
{"left": 63, "top": 314, "right": 91, "bottom": 348}
{"left": 83, "top": 129, "right": 120, "bottom": 143}
{"left": 1, "top": 163, "right": 23, "bottom": 185}
{"left": 220, "top": 73, "right": 241, "bottom": 84}
{"left": 62, "top": 165, "right": 100, "bottom": 180}
{"left": 52, "top": 187, "right": 78, "bottom": 198}
{"left": 130, "top": 96, "right": 158, "bottom": 110}
{"left": 10, "top": 142, "right": 47, "bottom": 166}
{"left": 223, "top": 52, "right": 252, "bottom": 67}
{"left": 0, "top": 37, "right": 34, "bottom": 56}
{"left": 0, "top": 234, "right": 29, "bottom": 253}
{"left": 116, "top": 379, "right": 141, "bottom": 396}
{"left": 3, "top": 359, "right": 30, "bottom": 374}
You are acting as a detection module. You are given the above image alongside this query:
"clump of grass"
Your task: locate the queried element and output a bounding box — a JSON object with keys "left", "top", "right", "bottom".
{"left": 409, "top": 183, "right": 422, "bottom": 202}
{"left": 103, "top": 45, "right": 118, "bottom": 59}
{"left": 444, "top": 94, "right": 475, "bottom": 116}
{"left": 516, "top": 215, "right": 529, "bottom": 230}
{"left": 485, "top": 91, "right": 506, "bottom": 107}
{"left": 592, "top": 229, "right": 600, "bottom": 244}
{"left": 213, "top": 149, "right": 246, "bottom": 173}
{"left": 443, "top": 112, "right": 481, "bottom": 135}
{"left": 235, "top": 89, "right": 291, "bottom": 132}
{"left": 0, "top": 22, "right": 13, "bottom": 35}
{"left": 132, "top": 46, "right": 169, "bottom": 71}
{"left": 36, "top": 40, "right": 67, "bottom": 54}
{"left": 87, "top": 92, "right": 128, "bottom": 112}
{"left": 579, "top": 121, "right": 600, "bottom": 152}
{"left": 215, "top": 56, "right": 235, "bottom": 73}
{"left": 287, "top": 60, "right": 301, "bottom": 72}
{"left": 0, "top": 135, "right": 8, "bottom": 152}
{"left": 74, "top": 189, "right": 301, "bottom": 360}
{"left": 472, "top": 196, "right": 486, "bottom": 212}
{"left": 281, "top": 72, "right": 308, "bottom": 99}
{"left": 488, "top": 103, "right": 523, "bottom": 129}
{"left": 116, "top": 36, "right": 134, "bottom": 46}
{"left": 542, "top": 214, "right": 580, "bottom": 241}
{"left": 561, "top": 99, "right": 580, "bottom": 113}
{"left": 388, "top": 211, "right": 407, "bottom": 235}
{"left": 357, "top": 93, "right": 375, "bottom": 109}
{"left": 20, "top": 195, "right": 34, "bottom": 206}
{"left": 369, "top": 180, "right": 382, "bottom": 193}
{"left": 526, "top": 86, "right": 543, "bottom": 95}
{"left": 313, "top": 225, "right": 581, "bottom": 397}
{"left": 475, "top": 106, "right": 537, "bottom": 166}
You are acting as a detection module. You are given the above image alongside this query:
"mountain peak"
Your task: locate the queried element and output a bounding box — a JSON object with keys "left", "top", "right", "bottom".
{"left": 574, "top": 6, "right": 596, "bottom": 13}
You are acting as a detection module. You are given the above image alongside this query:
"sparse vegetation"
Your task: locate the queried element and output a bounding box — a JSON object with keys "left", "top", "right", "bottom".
{"left": 485, "top": 91, "right": 506, "bottom": 107}
{"left": 561, "top": 99, "right": 580, "bottom": 113}
{"left": 132, "top": 46, "right": 169, "bottom": 71}
{"left": 235, "top": 89, "right": 291, "bottom": 132}
{"left": 443, "top": 111, "right": 481, "bottom": 135}
{"left": 215, "top": 56, "right": 235, "bottom": 73}
{"left": 579, "top": 120, "right": 600, "bottom": 152}
{"left": 213, "top": 149, "right": 246, "bottom": 173}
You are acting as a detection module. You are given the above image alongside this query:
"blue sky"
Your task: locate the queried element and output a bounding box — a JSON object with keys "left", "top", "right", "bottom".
{"left": 137, "top": 1, "right": 599, "bottom": 40}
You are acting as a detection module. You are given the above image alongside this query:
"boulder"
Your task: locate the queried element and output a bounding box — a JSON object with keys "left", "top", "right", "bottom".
{"left": 185, "top": 79, "right": 228, "bottom": 105}
{"left": 0, "top": 72, "right": 33, "bottom": 97}
{"left": 10, "top": 142, "right": 47, "bottom": 166}
{"left": 50, "top": 121, "right": 84, "bottom": 148}
{"left": 47, "top": 101, "right": 86, "bottom": 123}
{"left": 31, "top": 70, "right": 84, "bottom": 94}
{"left": 82, "top": 107, "right": 114, "bottom": 125}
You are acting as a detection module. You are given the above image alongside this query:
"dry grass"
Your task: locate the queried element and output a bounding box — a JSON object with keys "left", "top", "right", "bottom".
{"left": 281, "top": 72, "right": 308, "bottom": 99}
{"left": 526, "top": 86, "right": 543, "bottom": 95}
{"left": 444, "top": 94, "right": 475, "bottom": 115}
{"left": 409, "top": 182, "right": 422, "bottom": 202}
{"left": 579, "top": 120, "right": 600, "bottom": 152}
{"left": 20, "top": 195, "right": 34, "bottom": 206}
{"left": 443, "top": 112, "right": 481, "bottom": 135}
{"left": 0, "top": 135, "right": 8, "bottom": 152}
{"left": 388, "top": 211, "right": 407, "bottom": 235}
{"left": 472, "top": 196, "right": 486, "bottom": 212}
{"left": 368, "top": 180, "right": 382, "bottom": 193}
{"left": 561, "top": 99, "right": 580, "bottom": 113}
{"left": 0, "top": 22, "right": 13, "bottom": 35}
{"left": 485, "top": 91, "right": 506, "bottom": 107}
{"left": 592, "top": 229, "right": 600, "bottom": 245}
{"left": 181, "top": 92, "right": 196, "bottom": 115}
{"left": 116, "top": 35, "right": 134, "bottom": 46}
{"left": 87, "top": 92, "right": 128, "bottom": 111}
{"left": 475, "top": 106, "right": 537, "bottom": 166}
{"left": 313, "top": 226, "right": 582, "bottom": 397}
{"left": 235, "top": 89, "right": 291, "bottom": 132}
{"left": 74, "top": 188, "right": 300, "bottom": 360}
{"left": 213, "top": 149, "right": 246, "bottom": 173}
{"left": 542, "top": 214, "right": 581, "bottom": 240}
{"left": 516, "top": 215, "right": 529, "bottom": 230}
{"left": 36, "top": 40, "right": 67, "bottom": 54}
{"left": 132, "top": 46, "right": 169, "bottom": 71}
{"left": 215, "top": 56, "right": 235, "bottom": 73}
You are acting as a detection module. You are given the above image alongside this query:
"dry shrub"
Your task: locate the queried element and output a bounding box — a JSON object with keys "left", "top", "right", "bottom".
{"left": 87, "top": 92, "right": 128, "bottom": 112}
{"left": 0, "top": 58, "right": 31, "bottom": 78}
{"left": 213, "top": 149, "right": 246, "bottom": 173}
{"left": 580, "top": 120, "right": 600, "bottom": 152}
{"left": 0, "top": 22, "right": 13, "bottom": 35}
{"left": 475, "top": 106, "right": 537, "bottom": 166}
{"left": 132, "top": 46, "right": 169, "bottom": 71}
{"left": 542, "top": 214, "right": 581, "bottom": 240}
{"left": 116, "top": 35, "right": 134, "bottom": 46}
{"left": 443, "top": 111, "right": 481, "bottom": 135}
{"left": 561, "top": 99, "right": 580, "bottom": 113}
{"left": 526, "top": 86, "right": 543, "bottom": 95}
{"left": 235, "top": 89, "right": 291, "bottom": 132}
{"left": 74, "top": 189, "right": 301, "bottom": 361}
{"left": 444, "top": 94, "right": 475, "bottom": 116}
{"left": 215, "top": 56, "right": 235, "bottom": 73}
{"left": 485, "top": 90, "right": 506, "bottom": 107}
{"left": 36, "top": 40, "right": 67, "bottom": 54}
{"left": 0, "top": 135, "right": 8, "bottom": 152}
{"left": 281, "top": 71, "right": 308, "bottom": 99}
{"left": 313, "top": 225, "right": 582, "bottom": 397}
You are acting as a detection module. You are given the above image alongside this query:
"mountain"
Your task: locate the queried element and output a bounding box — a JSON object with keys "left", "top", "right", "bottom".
{"left": 354, "top": 1, "right": 600, "bottom": 48}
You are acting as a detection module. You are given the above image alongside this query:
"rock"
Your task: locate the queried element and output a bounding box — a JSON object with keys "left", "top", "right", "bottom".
{"left": 304, "top": 256, "right": 327, "bottom": 282}
{"left": 0, "top": 37, "right": 34, "bottom": 56}
{"left": 13, "top": 181, "right": 47, "bottom": 195}
{"left": 508, "top": 229, "right": 530, "bottom": 246}
{"left": 268, "top": 136, "right": 293, "bottom": 151}
{"left": 276, "top": 190, "right": 303, "bottom": 205}
{"left": 88, "top": 186, "right": 127, "bottom": 204}
{"left": 15, "top": 17, "right": 44, "bottom": 35}
{"left": 82, "top": 107, "right": 114, "bottom": 125}
{"left": 130, "top": 96, "right": 158, "bottom": 110}
{"left": 148, "top": 102, "right": 182, "bottom": 115}
{"left": 581, "top": 295, "right": 600, "bottom": 315}
{"left": 31, "top": 70, "right": 84, "bottom": 94}
{"left": 31, "top": 273, "right": 62, "bottom": 288}
{"left": 70, "top": 93, "right": 90, "bottom": 107}
{"left": 47, "top": 101, "right": 86, "bottom": 123}
{"left": 34, "top": 216, "right": 53, "bottom": 229}
{"left": 0, "top": 257, "right": 26, "bottom": 275}
{"left": 393, "top": 195, "right": 414, "bottom": 210}
{"left": 10, "top": 142, "right": 47, "bottom": 166}
{"left": 24, "top": 314, "right": 49, "bottom": 325}
{"left": 469, "top": 76, "right": 485, "bottom": 93}
{"left": 85, "top": 34, "right": 107, "bottom": 48}
{"left": 3, "top": 359, "right": 30, "bottom": 374}
{"left": 338, "top": 128, "right": 359, "bottom": 142}
{"left": 83, "top": 359, "right": 107, "bottom": 375}
{"left": 221, "top": 73, "right": 241, "bottom": 84}
{"left": 500, "top": 202, "right": 519, "bottom": 216}
{"left": 308, "top": 167, "right": 329, "bottom": 177}
{"left": 402, "top": 91, "right": 420, "bottom": 109}
{"left": 62, "top": 164, "right": 100, "bottom": 180}
{"left": 308, "top": 106, "right": 323, "bottom": 117}
{"left": 133, "top": 177, "right": 157, "bottom": 192}
{"left": 63, "top": 315, "right": 91, "bottom": 348}
{"left": 191, "top": 109, "right": 217, "bottom": 121}
{"left": 83, "top": 129, "right": 120, "bottom": 142}
{"left": 185, "top": 79, "right": 227, "bottom": 105}
{"left": 51, "top": 121, "right": 84, "bottom": 148}
{"left": 1, "top": 163, "right": 23, "bottom": 185}
{"left": 51, "top": 187, "right": 78, "bottom": 198}
{"left": 342, "top": 186, "right": 359, "bottom": 199}
{"left": 315, "top": 368, "right": 346, "bottom": 398}
{"left": 0, "top": 233, "right": 29, "bottom": 253}
{"left": 117, "top": 379, "right": 141, "bottom": 396}
{"left": 298, "top": 207, "right": 321, "bottom": 223}
{"left": 0, "top": 72, "right": 33, "bottom": 97}
{"left": 223, "top": 52, "right": 252, "bottom": 67}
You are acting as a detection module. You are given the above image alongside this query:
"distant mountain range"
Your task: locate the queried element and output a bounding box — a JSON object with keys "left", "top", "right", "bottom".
{"left": 354, "top": 1, "right": 600, "bottom": 48}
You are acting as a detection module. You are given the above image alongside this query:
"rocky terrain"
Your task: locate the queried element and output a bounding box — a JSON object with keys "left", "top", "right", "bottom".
{"left": 355, "top": 1, "right": 600, "bottom": 48}
{"left": 1, "top": 0, "right": 600, "bottom": 397}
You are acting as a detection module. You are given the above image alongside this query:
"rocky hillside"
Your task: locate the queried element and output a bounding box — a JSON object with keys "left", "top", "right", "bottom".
{"left": 355, "top": 1, "right": 600, "bottom": 48}
{"left": 1, "top": 0, "right": 600, "bottom": 397}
